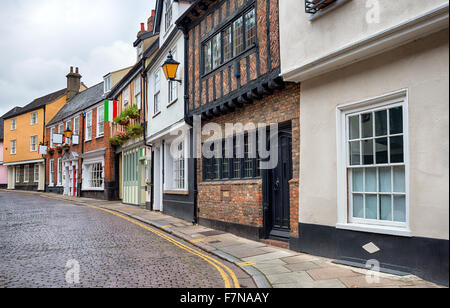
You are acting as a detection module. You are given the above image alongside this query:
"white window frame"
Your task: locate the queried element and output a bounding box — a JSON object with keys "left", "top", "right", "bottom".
{"left": 31, "top": 112, "right": 38, "bottom": 125}
{"left": 168, "top": 50, "right": 178, "bottom": 105}
{"left": 49, "top": 159, "right": 54, "bottom": 186}
{"left": 11, "top": 140, "right": 17, "bottom": 155}
{"left": 85, "top": 111, "right": 93, "bottom": 141}
{"left": 82, "top": 158, "right": 105, "bottom": 191}
{"left": 154, "top": 70, "right": 161, "bottom": 115}
{"left": 50, "top": 126, "right": 56, "bottom": 148}
{"left": 97, "top": 106, "right": 104, "bottom": 138}
{"left": 15, "top": 166, "right": 20, "bottom": 183}
{"left": 34, "top": 165, "right": 40, "bottom": 183}
{"left": 11, "top": 119, "right": 17, "bottom": 131}
{"left": 74, "top": 117, "right": 80, "bottom": 135}
{"left": 24, "top": 165, "right": 29, "bottom": 183}
{"left": 123, "top": 87, "right": 130, "bottom": 109}
{"left": 57, "top": 158, "right": 62, "bottom": 186}
{"left": 134, "top": 76, "right": 142, "bottom": 109}
{"left": 30, "top": 136, "right": 38, "bottom": 152}
{"left": 164, "top": 137, "right": 189, "bottom": 192}
{"left": 165, "top": 0, "right": 174, "bottom": 33}
{"left": 104, "top": 76, "right": 111, "bottom": 93}
{"left": 336, "top": 89, "right": 411, "bottom": 237}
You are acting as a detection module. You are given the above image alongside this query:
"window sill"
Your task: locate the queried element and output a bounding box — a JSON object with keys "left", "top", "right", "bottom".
{"left": 152, "top": 112, "right": 161, "bottom": 119}
{"left": 164, "top": 190, "right": 189, "bottom": 196}
{"left": 167, "top": 99, "right": 178, "bottom": 108}
{"left": 96, "top": 135, "right": 104, "bottom": 139}
{"left": 82, "top": 187, "right": 104, "bottom": 191}
{"left": 336, "top": 223, "right": 412, "bottom": 237}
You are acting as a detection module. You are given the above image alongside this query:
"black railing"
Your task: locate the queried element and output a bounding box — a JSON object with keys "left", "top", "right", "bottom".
{"left": 305, "top": 0, "right": 337, "bottom": 14}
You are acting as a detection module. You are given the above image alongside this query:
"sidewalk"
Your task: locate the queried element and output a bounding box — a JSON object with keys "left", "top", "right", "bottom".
{"left": 3, "top": 190, "right": 443, "bottom": 288}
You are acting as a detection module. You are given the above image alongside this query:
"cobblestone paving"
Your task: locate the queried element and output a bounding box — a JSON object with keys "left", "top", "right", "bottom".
{"left": 0, "top": 191, "right": 252, "bottom": 288}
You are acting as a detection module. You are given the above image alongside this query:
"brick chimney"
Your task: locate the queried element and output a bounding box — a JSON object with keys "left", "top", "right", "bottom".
{"left": 147, "top": 10, "right": 156, "bottom": 32}
{"left": 66, "top": 66, "right": 81, "bottom": 101}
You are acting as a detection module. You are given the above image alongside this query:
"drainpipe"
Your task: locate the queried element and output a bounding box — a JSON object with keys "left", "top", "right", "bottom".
{"left": 43, "top": 105, "right": 47, "bottom": 192}
{"left": 181, "top": 26, "right": 198, "bottom": 224}
{"left": 141, "top": 61, "right": 153, "bottom": 210}
{"left": 80, "top": 112, "right": 85, "bottom": 197}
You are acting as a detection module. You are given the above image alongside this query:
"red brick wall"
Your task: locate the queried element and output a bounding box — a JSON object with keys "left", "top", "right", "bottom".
{"left": 197, "top": 83, "right": 301, "bottom": 236}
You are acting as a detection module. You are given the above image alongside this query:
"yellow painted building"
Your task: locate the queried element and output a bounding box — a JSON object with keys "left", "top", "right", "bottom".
{"left": 3, "top": 67, "right": 85, "bottom": 191}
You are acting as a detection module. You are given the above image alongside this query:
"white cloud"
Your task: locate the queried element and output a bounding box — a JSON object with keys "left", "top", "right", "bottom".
{"left": 0, "top": 0, "right": 156, "bottom": 117}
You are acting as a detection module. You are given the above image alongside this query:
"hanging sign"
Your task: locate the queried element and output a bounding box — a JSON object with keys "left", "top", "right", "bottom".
{"left": 39, "top": 145, "right": 48, "bottom": 155}
{"left": 52, "top": 133, "right": 63, "bottom": 145}
{"left": 72, "top": 135, "right": 80, "bottom": 145}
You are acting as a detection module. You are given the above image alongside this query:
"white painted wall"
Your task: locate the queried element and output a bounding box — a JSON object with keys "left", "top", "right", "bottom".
{"left": 279, "top": 0, "right": 449, "bottom": 79}
{"left": 298, "top": 29, "right": 449, "bottom": 240}
{"left": 147, "top": 31, "right": 186, "bottom": 140}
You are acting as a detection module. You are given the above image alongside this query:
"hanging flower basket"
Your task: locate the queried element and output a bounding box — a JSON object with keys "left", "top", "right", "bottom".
{"left": 129, "top": 124, "right": 144, "bottom": 136}
{"left": 127, "top": 105, "right": 140, "bottom": 120}
{"left": 47, "top": 147, "right": 55, "bottom": 156}
{"left": 119, "top": 116, "right": 130, "bottom": 126}
{"left": 56, "top": 146, "right": 63, "bottom": 154}
{"left": 62, "top": 144, "right": 70, "bottom": 152}
{"left": 108, "top": 136, "right": 123, "bottom": 147}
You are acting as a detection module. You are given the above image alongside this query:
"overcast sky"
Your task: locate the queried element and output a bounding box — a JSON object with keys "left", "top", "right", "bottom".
{"left": 0, "top": 0, "right": 156, "bottom": 117}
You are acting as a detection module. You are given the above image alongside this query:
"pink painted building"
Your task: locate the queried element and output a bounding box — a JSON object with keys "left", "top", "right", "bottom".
{"left": 0, "top": 119, "right": 8, "bottom": 188}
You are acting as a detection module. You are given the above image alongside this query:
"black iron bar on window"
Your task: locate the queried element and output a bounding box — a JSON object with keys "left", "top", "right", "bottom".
{"left": 305, "top": 0, "right": 337, "bottom": 14}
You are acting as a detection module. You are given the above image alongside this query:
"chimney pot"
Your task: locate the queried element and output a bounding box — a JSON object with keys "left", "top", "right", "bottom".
{"left": 75, "top": 67, "right": 79, "bottom": 74}
{"left": 70, "top": 66, "right": 73, "bottom": 73}
{"left": 140, "top": 23, "right": 145, "bottom": 31}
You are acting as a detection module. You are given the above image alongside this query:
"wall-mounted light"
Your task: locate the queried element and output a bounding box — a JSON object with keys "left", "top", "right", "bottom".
{"left": 162, "top": 51, "right": 182, "bottom": 84}
{"left": 64, "top": 128, "right": 73, "bottom": 139}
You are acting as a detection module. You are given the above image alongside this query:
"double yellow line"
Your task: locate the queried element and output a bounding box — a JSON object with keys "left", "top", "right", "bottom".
{"left": 40, "top": 195, "right": 240, "bottom": 288}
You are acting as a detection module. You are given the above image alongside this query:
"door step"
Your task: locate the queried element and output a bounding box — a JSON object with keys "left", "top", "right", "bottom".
{"left": 261, "top": 239, "right": 290, "bottom": 250}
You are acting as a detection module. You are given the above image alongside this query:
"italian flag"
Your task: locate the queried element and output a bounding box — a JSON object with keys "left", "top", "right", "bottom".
{"left": 104, "top": 100, "right": 118, "bottom": 122}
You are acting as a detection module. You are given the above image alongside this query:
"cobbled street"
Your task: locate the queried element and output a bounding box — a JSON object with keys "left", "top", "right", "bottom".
{"left": 0, "top": 191, "right": 253, "bottom": 288}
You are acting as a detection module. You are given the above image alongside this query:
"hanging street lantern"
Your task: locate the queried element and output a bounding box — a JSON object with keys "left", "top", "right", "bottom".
{"left": 162, "top": 51, "right": 182, "bottom": 84}
{"left": 64, "top": 128, "right": 73, "bottom": 139}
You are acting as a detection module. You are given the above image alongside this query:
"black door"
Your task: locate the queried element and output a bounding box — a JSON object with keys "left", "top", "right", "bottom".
{"left": 269, "top": 129, "right": 293, "bottom": 239}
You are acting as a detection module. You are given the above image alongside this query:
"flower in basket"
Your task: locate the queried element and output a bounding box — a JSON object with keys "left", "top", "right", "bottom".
{"left": 128, "top": 124, "right": 144, "bottom": 136}
{"left": 56, "top": 145, "right": 63, "bottom": 153}
{"left": 47, "top": 147, "right": 55, "bottom": 155}
{"left": 108, "top": 135, "right": 124, "bottom": 146}
{"left": 126, "top": 105, "right": 140, "bottom": 119}
{"left": 62, "top": 143, "right": 70, "bottom": 152}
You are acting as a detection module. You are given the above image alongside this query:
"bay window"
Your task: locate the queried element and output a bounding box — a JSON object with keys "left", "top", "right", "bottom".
{"left": 83, "top": 160, "right": 104, "bottom": 190}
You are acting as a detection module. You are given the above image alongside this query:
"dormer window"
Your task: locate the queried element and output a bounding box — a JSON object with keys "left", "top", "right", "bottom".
{"left": 137, "top": 42, "right": 143, "bottom": 61}
{"left": 104, "top": 75, "right": 111, "bottom": 93}
{"left": 165, "top": 0, "right": 173, "bottom": 32}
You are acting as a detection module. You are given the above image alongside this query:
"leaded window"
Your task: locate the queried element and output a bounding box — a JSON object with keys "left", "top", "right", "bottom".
{"left": 203, "top": 8, "right": 256, "bottom": 74}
